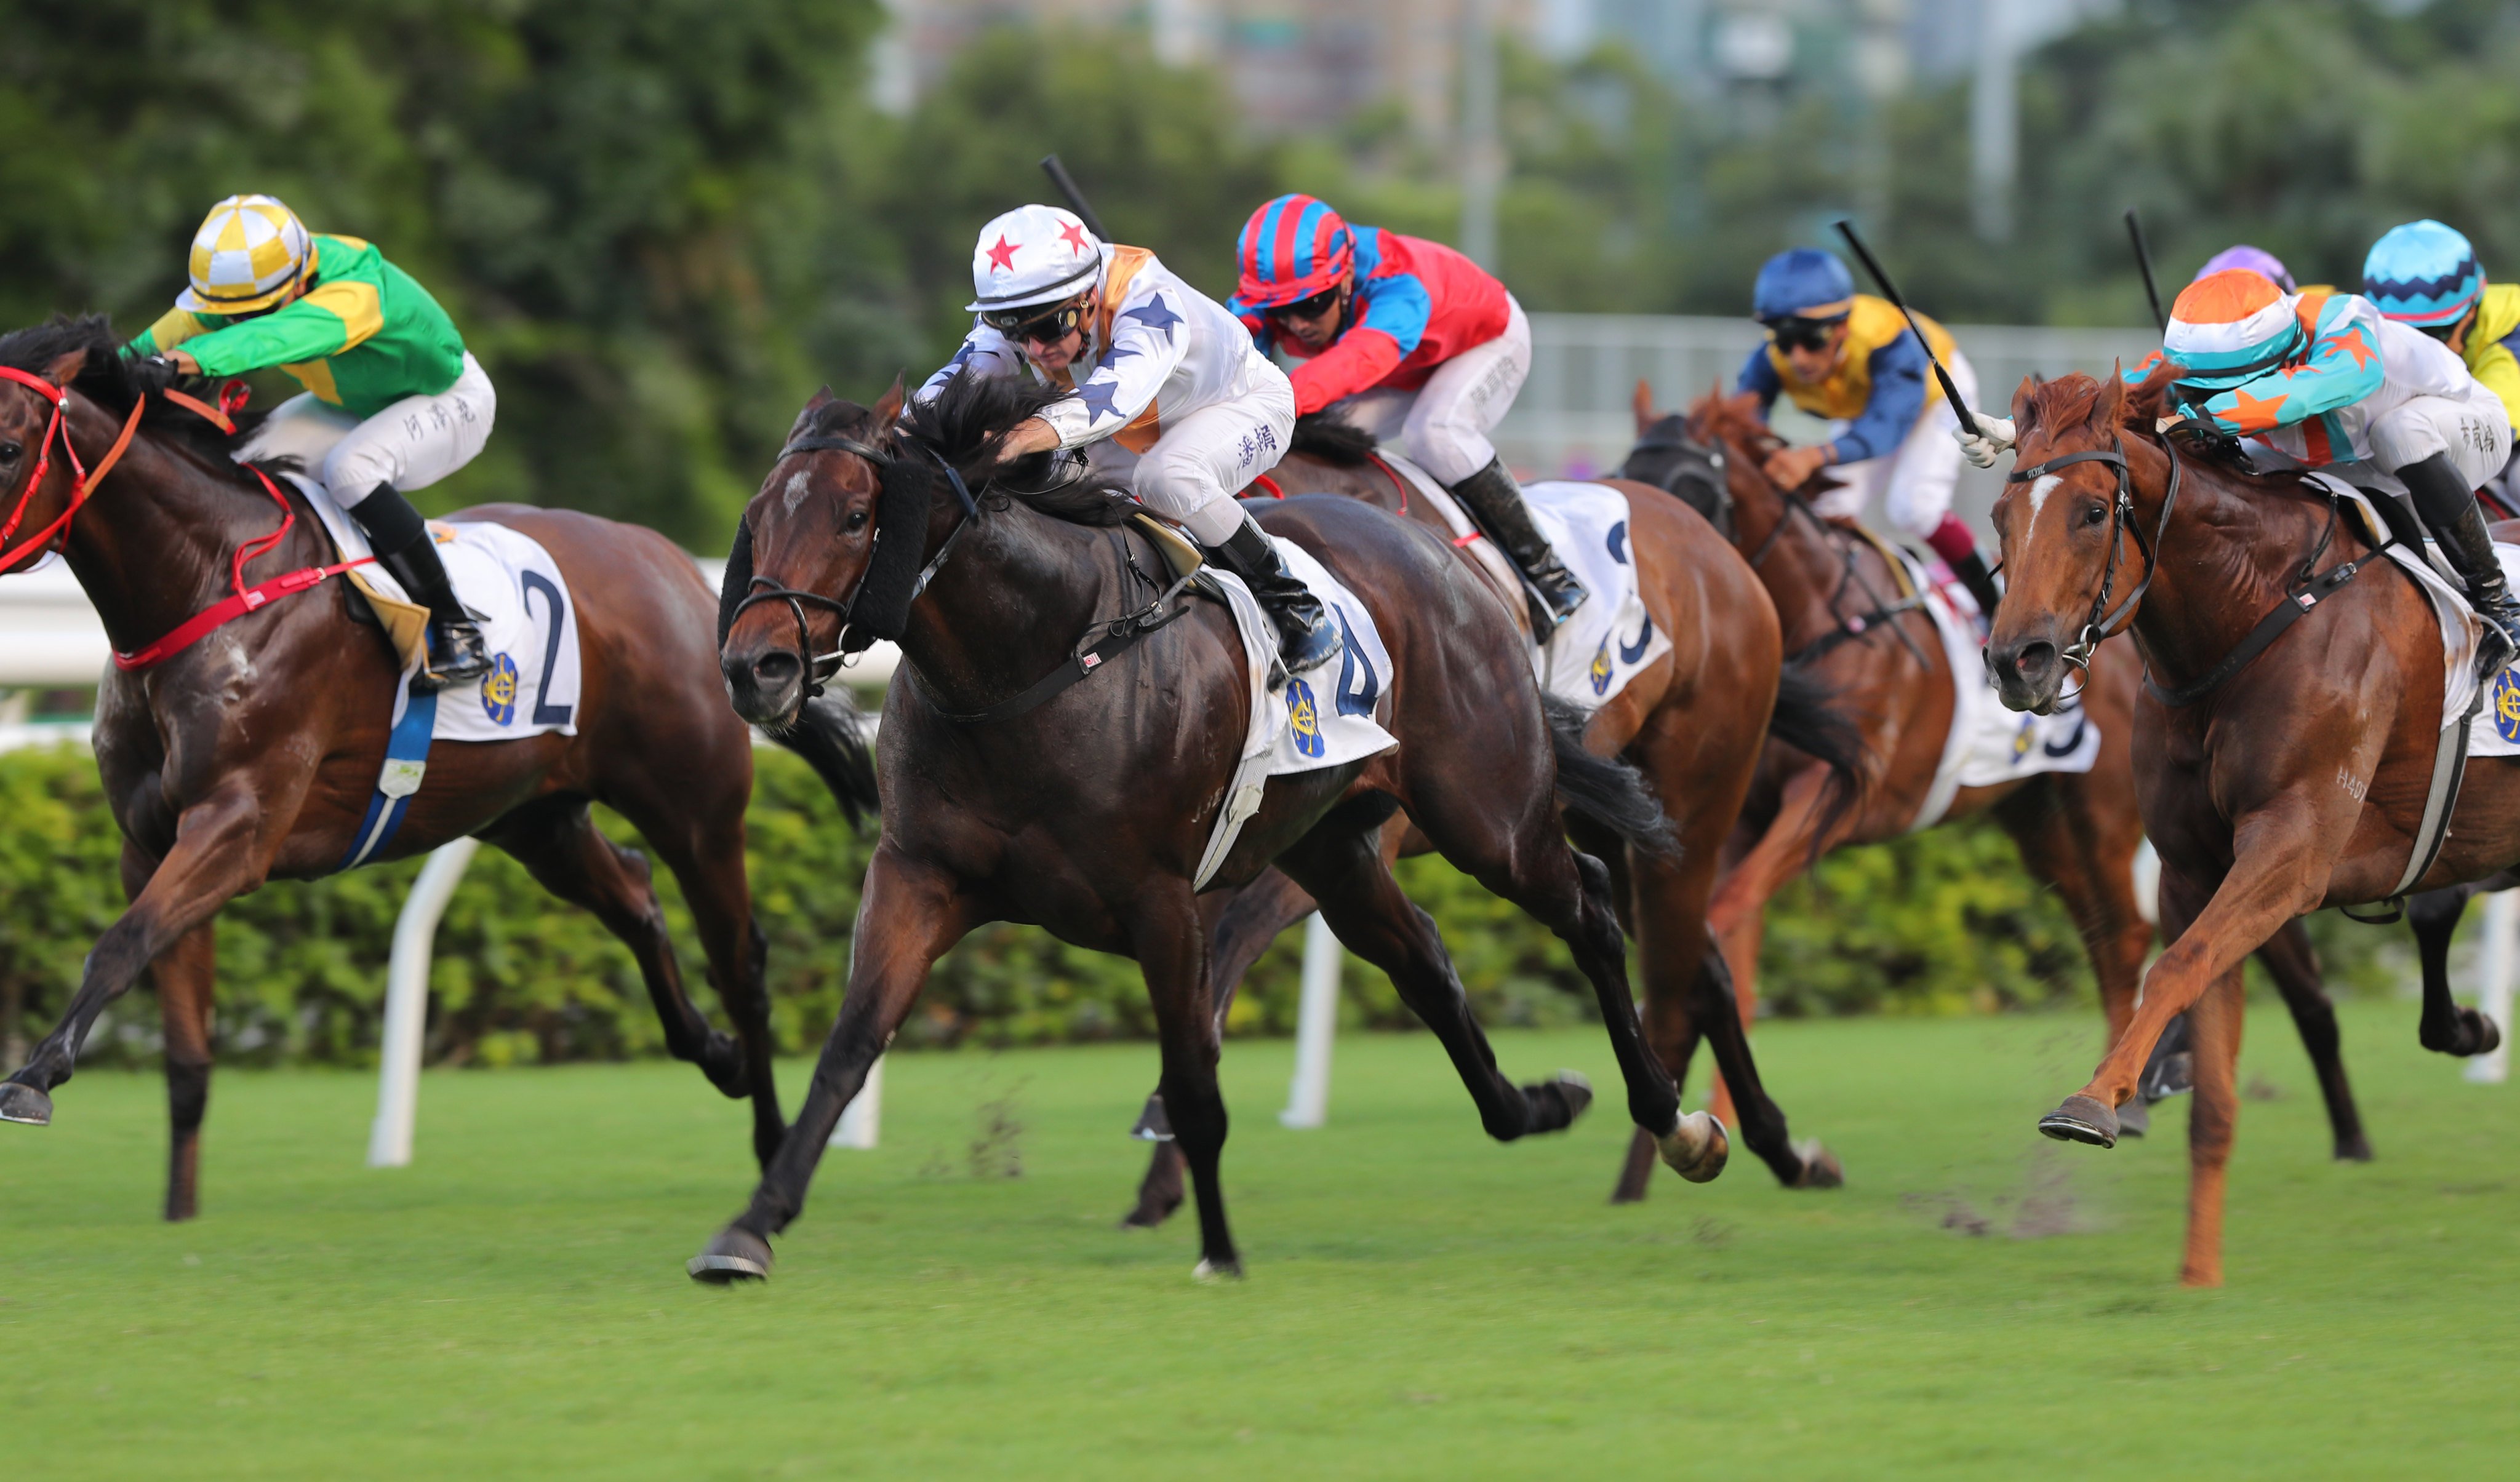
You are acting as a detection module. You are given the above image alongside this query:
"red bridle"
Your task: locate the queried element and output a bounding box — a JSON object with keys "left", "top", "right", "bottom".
{"left": 0, "top": 364, "right": 146, "bottom": 573}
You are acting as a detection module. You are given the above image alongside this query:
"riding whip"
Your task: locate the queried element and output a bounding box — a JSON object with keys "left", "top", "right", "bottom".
{"left": 2124, "top": 209, "right": 2168, "bottom": 332}
{"left": 1039, "top": 155, "right": 1111, "bottom": 243}
{"left": 1831, "top": 218, "right": 1977, "bottom": 430}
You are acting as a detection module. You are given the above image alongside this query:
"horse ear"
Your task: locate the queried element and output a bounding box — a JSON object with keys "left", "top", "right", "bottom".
{"left": 873, "top": 374, "right": 906, "bottom": 427}
{"left": 2090, "top": 365, "right": 2128, "bottom": 431}
{"left": 1633, "top": 378, "right": 1657, "bottom": 436}
{"left": 43, "top": 348, "right": 86, "bottom": 388}
{"left": 2010, "top": 374, "right": 2040, "bottom": 434}
{"left": 785, "top": 386, "right": 837, "bottom": 442}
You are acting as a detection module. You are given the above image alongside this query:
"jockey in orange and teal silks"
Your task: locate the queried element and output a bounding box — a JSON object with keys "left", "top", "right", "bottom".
{"left": 123, "top": 194, "right": 493, "bottom": 688}
{"left": 1228, "top": 193, "right": 1586, "bottom": 631}
{"left": 1737, "top": 249, "right": 2004, "bottom": 624}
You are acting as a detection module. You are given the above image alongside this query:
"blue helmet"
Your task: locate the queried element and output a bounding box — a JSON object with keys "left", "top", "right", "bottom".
{"left": 1752, "top": 249, "right": 1856, "bottom": 321}
{"left": 2363, "top": 220, "right": 2483, "bottom": 331}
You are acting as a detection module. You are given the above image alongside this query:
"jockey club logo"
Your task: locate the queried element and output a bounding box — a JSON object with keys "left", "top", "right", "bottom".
{"left": 2011, "top": 714, "right": 2038, "bottom": 761}
{"left": 481, "top": 651, "right": 520, "bottom": 726}
{"left": 2497, "top": 664, "right": 2520, "bottom": 746}
{"left": 1287, "top": 677, "right": 1324, "bottom": 759}
{"left": 1590, "top": 637, "right": 1614, "bottom": 696}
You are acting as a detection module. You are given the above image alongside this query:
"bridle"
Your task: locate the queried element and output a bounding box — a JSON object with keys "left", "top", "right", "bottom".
{"left": 0, "top": 364, "right": 150, "bottom": 573}
{"left": 727, "top": 429, "right": 980, "bottom": 698}
{"left": 2004, "top": 434, "right": 2183, "bottom": 693}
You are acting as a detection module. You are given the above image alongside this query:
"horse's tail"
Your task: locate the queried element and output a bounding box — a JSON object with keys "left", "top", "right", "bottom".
{"left": 1767, "top": 659, "right": 1868, "bottom": 850}
{"left": 765, "top": 694, "right": 882, "bottom": 831}
{"left": 1544, "top": 695, "right": 1681, "bottom": 861}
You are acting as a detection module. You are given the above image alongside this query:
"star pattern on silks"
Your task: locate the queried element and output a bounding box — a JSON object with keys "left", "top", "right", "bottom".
{"left": 1059, "top": 219, "right": 1090, "bottom": 254}
{"left": 2324, "top": 325, "right": 2380, "bottom": 372}
{"left": 2220, "top": 384, "right": 2290, "bottom": 432}
{"left": 1121, "top": 294, "right": 1182, "bottom": 338}
{"left": 984, "top": 234, "right": 1018, "bottom": 273}
{"left": 1077, "top": 372, "right": 1126, "bottom": 424}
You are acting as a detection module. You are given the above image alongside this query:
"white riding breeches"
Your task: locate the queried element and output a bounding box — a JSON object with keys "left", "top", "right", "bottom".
{"left": 1089, "top": 361, "right": 1297, "bottom": 546}
{"left": 1329, "top": 294, "right": 1531, "bottom": 488}
{"left": 2366, "top": 381, "right": 2511, "bottom": 490}
{"left": 1808, "top": 348, "right": 1978, "bottom": 541}
{"left": 234, "top": 353, "right": 497, "bottom": 508}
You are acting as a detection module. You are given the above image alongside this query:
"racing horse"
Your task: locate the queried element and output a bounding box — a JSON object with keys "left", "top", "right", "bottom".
{"left": 1114, "top": 412, "right": 1860, "bottom": 1232}
{"left": 1615, "top": 386, "right": 2371, "bottom": 1190}
{"left": 696, "top": 370, "right": 1726, "bottom": 1283}
{"left": 0, "top": 316, "right": 878, "bottom": 1219}
{"left": 1986, "top": 364, "right": 2516, "bottom": 1285}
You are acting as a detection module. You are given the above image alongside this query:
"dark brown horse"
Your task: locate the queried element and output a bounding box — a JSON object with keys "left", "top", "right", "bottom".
{"left": 1619, "top": 386, "right": 2370, "bottom": 1176}
{"left": 1987, "top": 364, "right": 2515, "bottom": 1285}
{"left": 695, "top": 371, "right": 1725, "bottom": 1283}
{"left": 0, "top": 317, "right": 877, "bottom": 1219}
{"left": 1114, "top": 413, "right": 1860, "bottom": 1231}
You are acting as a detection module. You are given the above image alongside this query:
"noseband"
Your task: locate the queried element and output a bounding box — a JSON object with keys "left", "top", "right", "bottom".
{"left": 2005, "top": 436, "right": 2183, "bottom": 685}
{"left": 0, "top": 364, "right": 150, "bottom": 573}
{"left": 727, "top": 431, "right": 980, "bottom": 697}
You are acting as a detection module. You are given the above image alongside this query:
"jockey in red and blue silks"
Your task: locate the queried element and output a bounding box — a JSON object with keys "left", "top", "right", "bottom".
{"left": 1228, "top": 193, "right": 1586, "bottom": 629}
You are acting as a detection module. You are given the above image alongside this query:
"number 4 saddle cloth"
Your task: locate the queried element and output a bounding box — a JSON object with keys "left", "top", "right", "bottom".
{"left": 288, "top": 471, "right": 584, "bottom": 743}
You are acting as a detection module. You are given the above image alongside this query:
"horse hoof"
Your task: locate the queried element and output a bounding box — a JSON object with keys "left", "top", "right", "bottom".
{"left": 2334, "top": 1134, "right": 2375, "bottom": 1163}
{"left": 0, "top": 1082, "right": 53, "bottom": 1126}
{"left": 1543, "top": 1069, "right": 1593, "bottom": 1129}
{"left": 2476, "top": 1014, "right": 2503, "bottom": 1056}
{"left": 2117, "top": 1099, "right": 2151, "bottom": 1139}
{"left": 1130, "top": 1093, "right": 1175, "bottom": 1142}
{"left": 2038, "top": 1094, "right": 2118, "bottom": 1149}
{"left": 1655, "top": 1111, "right": 1729, "bottom": 1184}
{"left": 686, "top": 1227, "right": 772, "bottom": 1285}
{"left": 1790, "top": 1137, "right": 1844, "bottom": 1190}
{"left": 1193, "top": 1257, "right": 1244, "bottom": 1283}
{"left": 2139, "top": 1051, "right": 2193, "bottom": 1104}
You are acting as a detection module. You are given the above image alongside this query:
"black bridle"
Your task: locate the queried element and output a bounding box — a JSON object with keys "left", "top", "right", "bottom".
{"left": 2003, "top": 438, "right": 2178, "bottom": 699}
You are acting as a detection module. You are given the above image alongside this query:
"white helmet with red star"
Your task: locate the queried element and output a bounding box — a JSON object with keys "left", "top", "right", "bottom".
{"left": 964, "top": 204, "right": 1105, "bottom": 315}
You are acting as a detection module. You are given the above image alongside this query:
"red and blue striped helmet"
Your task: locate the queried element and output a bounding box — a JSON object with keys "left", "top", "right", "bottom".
{"left": 1236, "top": 194, "right": 1354, "bottom": 310}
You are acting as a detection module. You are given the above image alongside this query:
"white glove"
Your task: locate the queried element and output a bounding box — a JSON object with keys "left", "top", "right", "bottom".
{"left": 1953, "top": 412, "right": 2016, "bottom": 469}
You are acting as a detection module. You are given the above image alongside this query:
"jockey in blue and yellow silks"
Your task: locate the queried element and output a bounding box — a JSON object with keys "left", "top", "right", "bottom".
{"left": 1735, "top": 249, "right": 2004, "bottom": 621}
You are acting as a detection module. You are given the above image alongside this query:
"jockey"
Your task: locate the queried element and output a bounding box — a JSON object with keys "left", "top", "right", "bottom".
{"left": 2362, "top": 219, "right": 2520, "bottom": 508}
{"left": 917, "top": 204, "right": 1335, "bottom": 671}
{"left": 1961, "top": 267, "right": 2520, "bottom": 655}
{"left": 1736, "top": 249, "right": 2005, "bottom": 622}
{"left": 1227, "top": 193, "right": 1588, "bottom": 632}
{"left": 2197, "top": 244, "right": 2297, "bottom": 292}
{"left": 124, "top": 194, "right": 493, "bottom": 688}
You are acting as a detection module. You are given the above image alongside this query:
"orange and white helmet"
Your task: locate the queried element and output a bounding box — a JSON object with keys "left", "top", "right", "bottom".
{"left": 177, "top": 194, "right": 314, "bottom": 316}
{"left": 964, "top": 204, "right": 1105, "bottom": 316}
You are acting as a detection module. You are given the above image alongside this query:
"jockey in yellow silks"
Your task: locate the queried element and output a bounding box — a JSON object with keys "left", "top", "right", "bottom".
{"left": 2363, "top": 219, "right": 2520, "bottom": 512}
{"left": 125, "top": 194, "right": 494, "bottom": 687}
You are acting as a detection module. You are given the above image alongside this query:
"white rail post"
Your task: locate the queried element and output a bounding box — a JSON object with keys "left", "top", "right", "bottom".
{"left": 828, "top": 1055, "right": 884, "bottom": 1149}
{"left": 2469, "top": 890, "right": 2516, "bottom": 1086}
{"left": 1280, "top": 912, "right": 1342, "bottom": 1129}
{"left": 369, "top": 838, "right": 480, "bottom": 1168}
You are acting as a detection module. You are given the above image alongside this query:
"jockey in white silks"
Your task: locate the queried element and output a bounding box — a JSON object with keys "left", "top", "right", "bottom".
{"left": 916, "top": 204, "right": 1338, "bottom": 671}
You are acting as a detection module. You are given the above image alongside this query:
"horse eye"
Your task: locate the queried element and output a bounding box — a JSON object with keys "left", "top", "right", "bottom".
{"left": 2084, "top": 503, "right": 2107, "bottom": 526}
{"left": 844, "top": 509, "right": 870, "bottom": 534}
{"left": 0, "top": 443, "right": 19, "bottom": 463}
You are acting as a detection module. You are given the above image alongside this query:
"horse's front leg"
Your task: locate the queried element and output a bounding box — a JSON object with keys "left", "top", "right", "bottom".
{"left": 688, "top": 845, "right": 974, "bottom": 1283}
{"left": 1132, "top": 878, "right": 1242, "bottom": 1279}
{"left": 1, "top": 787, "right": 279, "bottom": 1127}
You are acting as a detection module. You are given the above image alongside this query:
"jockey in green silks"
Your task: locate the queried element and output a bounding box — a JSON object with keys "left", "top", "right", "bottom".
{"left": 126, "top": 194, "right": 494, "bottom": 688}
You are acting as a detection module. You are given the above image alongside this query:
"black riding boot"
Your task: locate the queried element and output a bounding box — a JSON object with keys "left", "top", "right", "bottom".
{"left": 1447, "top": 456, "right": 1588, "bottom": 632}
{"left": 350, "top": 482, "right": 492, "bottom": 691}
{"left": 1209, "top": 512, "right": 1342, "bottom": 673}
{"left": 2402, "top": 452, "right": 2520, "bottom": 668}
{"left": 1947, "top": 549, "right": 2005, "bottom": 626}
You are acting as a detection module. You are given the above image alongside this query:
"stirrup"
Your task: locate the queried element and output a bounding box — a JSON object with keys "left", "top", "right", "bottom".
{"left": 414, "top": 618, "right": 493, "bottom": 693}
{"left": 1524, "top": 567, "right": 1588, "bottom": 633}
{"left": 1272, "top": 604, "right": 1343, "bottom": 674}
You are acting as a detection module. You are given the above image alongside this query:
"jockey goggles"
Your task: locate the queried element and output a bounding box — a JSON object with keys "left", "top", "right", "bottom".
{"left": 1762, "top": 312, "right": 1849, "bottom": 353}
{"left": 982, "top": 297, "right": 1089, "bottom": 345}
{"left": 1265, "top": 285, "right": 1343, "bottom": 322}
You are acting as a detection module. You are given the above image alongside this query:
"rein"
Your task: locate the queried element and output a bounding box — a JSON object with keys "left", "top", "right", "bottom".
{"left": 0, "top": 365, "right": 146, "bottom": 572}
{"left": 1738, "top": 481, "right": 1929, "bottom": 667}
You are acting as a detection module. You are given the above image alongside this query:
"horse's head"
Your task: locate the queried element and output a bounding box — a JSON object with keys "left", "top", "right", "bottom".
{"left": 719, "top": 381, "right": 914, "bottom": 726}
{"left": 0, "top": 337, "right": 99, "bottom": 575}
{"left": 1986, "top": 364, "right": 2182, "bottom": 712}
{"left": 1617, "top": 380, "right": 1734, "bottom": 538}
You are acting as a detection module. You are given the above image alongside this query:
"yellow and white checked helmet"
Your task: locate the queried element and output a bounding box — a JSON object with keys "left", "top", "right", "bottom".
{"left": 175, "top": 194, "right": 314, "bottom": 314}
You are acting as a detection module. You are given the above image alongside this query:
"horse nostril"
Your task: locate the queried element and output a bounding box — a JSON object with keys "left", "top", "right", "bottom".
{"left": 750, "top": 650, "right": 801, "bottom": 688}
{"left": 2012, "top": 642, "right": 2057, "bottom": 679}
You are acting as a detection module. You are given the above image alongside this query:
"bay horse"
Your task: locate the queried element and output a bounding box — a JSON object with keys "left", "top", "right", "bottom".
{"left": 1617, "top": 386, "right": 2370, "bottom": 1182}
{"left": 1986, "top": 363, "right": 2515, "bottom": 1285}
{"left": 1116, "top": 412, "right": 1861, "bottom": 1232}
{"left": 697, "top": 370, "right": 1724, "bottom": 1283}
{"left": 0, "top": 316, "right": 878, "bottom": 1220}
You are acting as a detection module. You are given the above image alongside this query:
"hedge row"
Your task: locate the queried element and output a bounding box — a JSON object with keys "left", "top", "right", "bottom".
{"left": 0, "top": 743, "right": 2403, "bottom": 1069}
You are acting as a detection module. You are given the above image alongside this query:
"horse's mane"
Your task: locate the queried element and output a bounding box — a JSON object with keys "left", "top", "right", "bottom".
{"left": 896, "top": 368, "right": 1137, "bottom": 527}
{"left": 1287, "top": 411, "right": 1380, "bottom": 466}
{"left": 2019, "top": 362, "right": 2277, "bottom": 482}
{"left": 0, "top": 314, "right": 268, "bottom": 471}
{"left": 1685, "top": 388, "right": 1786, "bottom": 461}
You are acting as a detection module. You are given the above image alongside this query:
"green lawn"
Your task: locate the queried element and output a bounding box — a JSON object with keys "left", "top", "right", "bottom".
{"left": 4, "top": 1002, "right": 2518, "bottom": 1479}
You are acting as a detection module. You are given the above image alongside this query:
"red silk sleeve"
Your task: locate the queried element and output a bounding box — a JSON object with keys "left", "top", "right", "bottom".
{"left": 1287, "top": 327, "right": 1405, "bottom": 416}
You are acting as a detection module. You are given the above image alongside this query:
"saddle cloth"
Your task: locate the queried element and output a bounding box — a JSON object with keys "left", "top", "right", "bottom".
{"left": 1904, "top": 547, "right": 2102, "bottom": 832}
{"left": 1196, "top": 536, "right": 1399, "bottom": 888}
{"left": 2316, "top": 480, "right": 2492, "bottom": 749}
{"left": 1367, "top": 454, "right": 1673, "bottom": 709}
{"left": 292, "top": 472, "right": 584, "bottom": 743}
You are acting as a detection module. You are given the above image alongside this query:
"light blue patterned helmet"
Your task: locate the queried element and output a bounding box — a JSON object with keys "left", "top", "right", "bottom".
{"left": 2362, "top": 220, "right": 2483, "bottom": 332}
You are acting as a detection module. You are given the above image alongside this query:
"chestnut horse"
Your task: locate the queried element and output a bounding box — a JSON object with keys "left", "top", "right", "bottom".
{"left": 1617, "top": 387, "right": 2369, "bottom": 1185}
{"left": 1986, "top": 364, "right": 2515, "bottom": 1285}
{"left": 1114, "top": 413, "right": 1861, "bottom": 1232}
{"left": 0, "top": 316, "right": 878, "bottom": 1219}
{"left": 697, "top": 371, "right": 1725, "bottom": 1283}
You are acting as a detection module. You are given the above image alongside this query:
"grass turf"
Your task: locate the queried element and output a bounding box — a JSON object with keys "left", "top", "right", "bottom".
{"left": 4, "top": 1001, "right": 2518, "bottom": 1478}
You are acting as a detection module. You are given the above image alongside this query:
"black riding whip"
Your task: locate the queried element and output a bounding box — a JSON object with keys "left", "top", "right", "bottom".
{"left": 1039, "top": 155, "right": 1110, "bottom": 243}
{"left": 1831, "top": 218, "right": 1977, "bottom": 431}
{"left": 2125, "top": 209, "right": 2168, "bottom": 333}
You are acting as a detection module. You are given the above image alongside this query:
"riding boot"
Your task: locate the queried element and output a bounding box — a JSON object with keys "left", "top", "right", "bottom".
{"left": 2402, "top": 452, "right": 2520, "bottom": 669}
{"left": 350, "top": 482, "right": 492, "bottom": 691}
{"left": 1209, "top": 511, "right": 1342, "bottom": 673}
{"left": 1447, "top": 456, "right": 1589, "bottom": 632}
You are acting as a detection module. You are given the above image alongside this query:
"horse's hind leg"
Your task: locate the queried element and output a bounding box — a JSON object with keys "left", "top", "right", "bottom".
{"left": 1130, "top": 880, "right": 1244, "bottom": 1279}
{"left": 1687, "top": 941, "right": 1839, "bottom": 1188}
{"left": 2182, "top": 962, "right": 2246, "bottom": 1288}
{"left": 2254, "top": 917, "right": 2371, "bottom": 1161}
{"left": 152, "top": 914, "right": 216, "bottom": 1222}
{"left": 2410, "top": 883, "right": 2503, "bottom": 1058}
